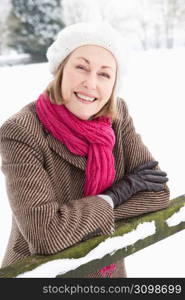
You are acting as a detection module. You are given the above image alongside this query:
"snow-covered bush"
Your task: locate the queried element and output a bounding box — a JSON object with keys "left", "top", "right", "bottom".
{"left": 7, "top": 0, "right": 64, "bottom": 59}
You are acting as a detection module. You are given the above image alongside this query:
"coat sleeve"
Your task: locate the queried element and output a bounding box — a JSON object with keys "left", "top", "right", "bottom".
{"left": 114, "top": 99, "right": 170, "bottom": 221}
{"left": 0, "top": 119, "right": 115, "bottom": 255}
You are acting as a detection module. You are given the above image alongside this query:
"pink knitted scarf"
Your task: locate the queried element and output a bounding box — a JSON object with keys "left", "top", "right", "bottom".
{"left": 36, "top": 93, "right": 116, "bottom": 277}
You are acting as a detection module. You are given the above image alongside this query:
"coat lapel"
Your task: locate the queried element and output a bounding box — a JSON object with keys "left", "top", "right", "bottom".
{"left": 46, "top": 132, "right": 87, "bottom": 171}
{"left": 44, "top": 121, "right": 124, "bottom": 180}
{"left": 112, "top": 122, "right": 125, "bottom": 182}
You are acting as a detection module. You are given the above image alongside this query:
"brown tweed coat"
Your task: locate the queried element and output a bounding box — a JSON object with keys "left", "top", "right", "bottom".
{"left": 0, "top": 97, "right": 170, "bottom": 277}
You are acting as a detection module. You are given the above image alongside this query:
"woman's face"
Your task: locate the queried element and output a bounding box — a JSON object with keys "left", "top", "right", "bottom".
{"left": 61, "top": 45, "right": 117, "bottom": 120}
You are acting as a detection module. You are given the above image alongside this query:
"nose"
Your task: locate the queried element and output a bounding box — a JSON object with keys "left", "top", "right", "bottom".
{"left": 82, "top": 72, "right": 97, "bottom": 90}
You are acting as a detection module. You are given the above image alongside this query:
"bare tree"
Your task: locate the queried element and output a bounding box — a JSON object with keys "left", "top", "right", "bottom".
{"left": 60, "top": 0, "right": 185, "bottom": 50}
{"left": 61, "top": 0, "right": 102, "bottom": 26}
{"left": 148, "top": 0, "right": 185, "bottom": 49}
{"left": 131, "top": 0, "right": 185, "bottom": 49}
{"left": 161, "top": 0, "right": 185, "bottom": 48}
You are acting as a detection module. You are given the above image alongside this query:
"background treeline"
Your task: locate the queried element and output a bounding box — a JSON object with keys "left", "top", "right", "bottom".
{"left": 0, "top": 0, "right": 185, "bottom": 62}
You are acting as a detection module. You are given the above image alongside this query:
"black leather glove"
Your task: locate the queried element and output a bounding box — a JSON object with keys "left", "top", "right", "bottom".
{"left": 103, "top": 160, "right": 168, "bottom": 208}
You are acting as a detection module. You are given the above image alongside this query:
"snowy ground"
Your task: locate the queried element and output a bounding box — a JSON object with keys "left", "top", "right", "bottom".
{"left": 0, "top": 48, "right": 184, "bottom": 277}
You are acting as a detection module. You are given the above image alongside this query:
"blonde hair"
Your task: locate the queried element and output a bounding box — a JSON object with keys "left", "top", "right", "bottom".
{"left": 44, "top": 54, "right": 119, "bottom": 121}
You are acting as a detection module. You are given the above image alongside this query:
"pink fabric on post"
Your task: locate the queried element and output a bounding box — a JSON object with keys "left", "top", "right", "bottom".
{"left": 99, "top": 263, "right": 116, "bottom": 278}
{"left": 36, "top": 93, "right": 116, "bottom": 276}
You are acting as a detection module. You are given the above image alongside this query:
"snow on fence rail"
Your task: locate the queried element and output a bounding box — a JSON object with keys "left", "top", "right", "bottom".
{"left": 0, "top": 194, "right": 184, "bottom": 278}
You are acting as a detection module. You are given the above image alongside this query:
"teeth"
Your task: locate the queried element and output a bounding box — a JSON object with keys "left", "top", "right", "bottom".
{"left": 76, "top": 93, "right": 96, "bottom": 101}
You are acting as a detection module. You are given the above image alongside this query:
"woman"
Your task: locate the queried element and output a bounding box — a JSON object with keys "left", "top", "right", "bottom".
{"left": 0, "top": 22, "right": 169, "bottom": 278}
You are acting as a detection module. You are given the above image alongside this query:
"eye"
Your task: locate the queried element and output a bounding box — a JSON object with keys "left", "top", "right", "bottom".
{"left": 99, "top": 72, "right": 110, "bottom": 79}
{"left": 76, "top": 65, "right": 86, "bottom": 70}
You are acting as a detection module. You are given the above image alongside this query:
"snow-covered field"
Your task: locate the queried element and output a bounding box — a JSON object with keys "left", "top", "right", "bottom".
{"left": 0, "top": 48, "right": 185, "bottom": 277}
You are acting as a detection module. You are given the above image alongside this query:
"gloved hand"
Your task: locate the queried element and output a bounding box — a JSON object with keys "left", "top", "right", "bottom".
{"left": 103, "top": 160, "right": 168, "bottom": 208}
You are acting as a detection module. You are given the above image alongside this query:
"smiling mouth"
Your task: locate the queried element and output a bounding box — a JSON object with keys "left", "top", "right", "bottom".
{"left": 74, "top": 92, "right": 97, "bottom": 103}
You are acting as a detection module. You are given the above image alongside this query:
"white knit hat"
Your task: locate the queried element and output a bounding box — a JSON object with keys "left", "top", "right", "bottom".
{"left": 46, "top": 21, "right": 126, "bottom": 96}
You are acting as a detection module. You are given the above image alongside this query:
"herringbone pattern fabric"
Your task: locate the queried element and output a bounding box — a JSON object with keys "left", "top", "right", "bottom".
{"left": 0, "top": 98, "right": 170, "bottom": 277}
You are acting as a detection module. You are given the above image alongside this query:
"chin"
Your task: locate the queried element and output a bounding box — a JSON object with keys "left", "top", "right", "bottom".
{"left": 78, "top": 115, "right": 91, "bottom": 121}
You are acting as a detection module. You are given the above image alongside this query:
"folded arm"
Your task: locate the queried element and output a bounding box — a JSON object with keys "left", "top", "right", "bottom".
{"left": 0, "top": 119, "right": 114, "bottom": 255}
{"left": 114, "top": 99, "right": 170, "bottom": 221}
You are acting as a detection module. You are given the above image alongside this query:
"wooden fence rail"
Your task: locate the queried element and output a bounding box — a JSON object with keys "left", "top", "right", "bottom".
{"left": 0, "top": 194, "right": 184, "bottom": 278}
